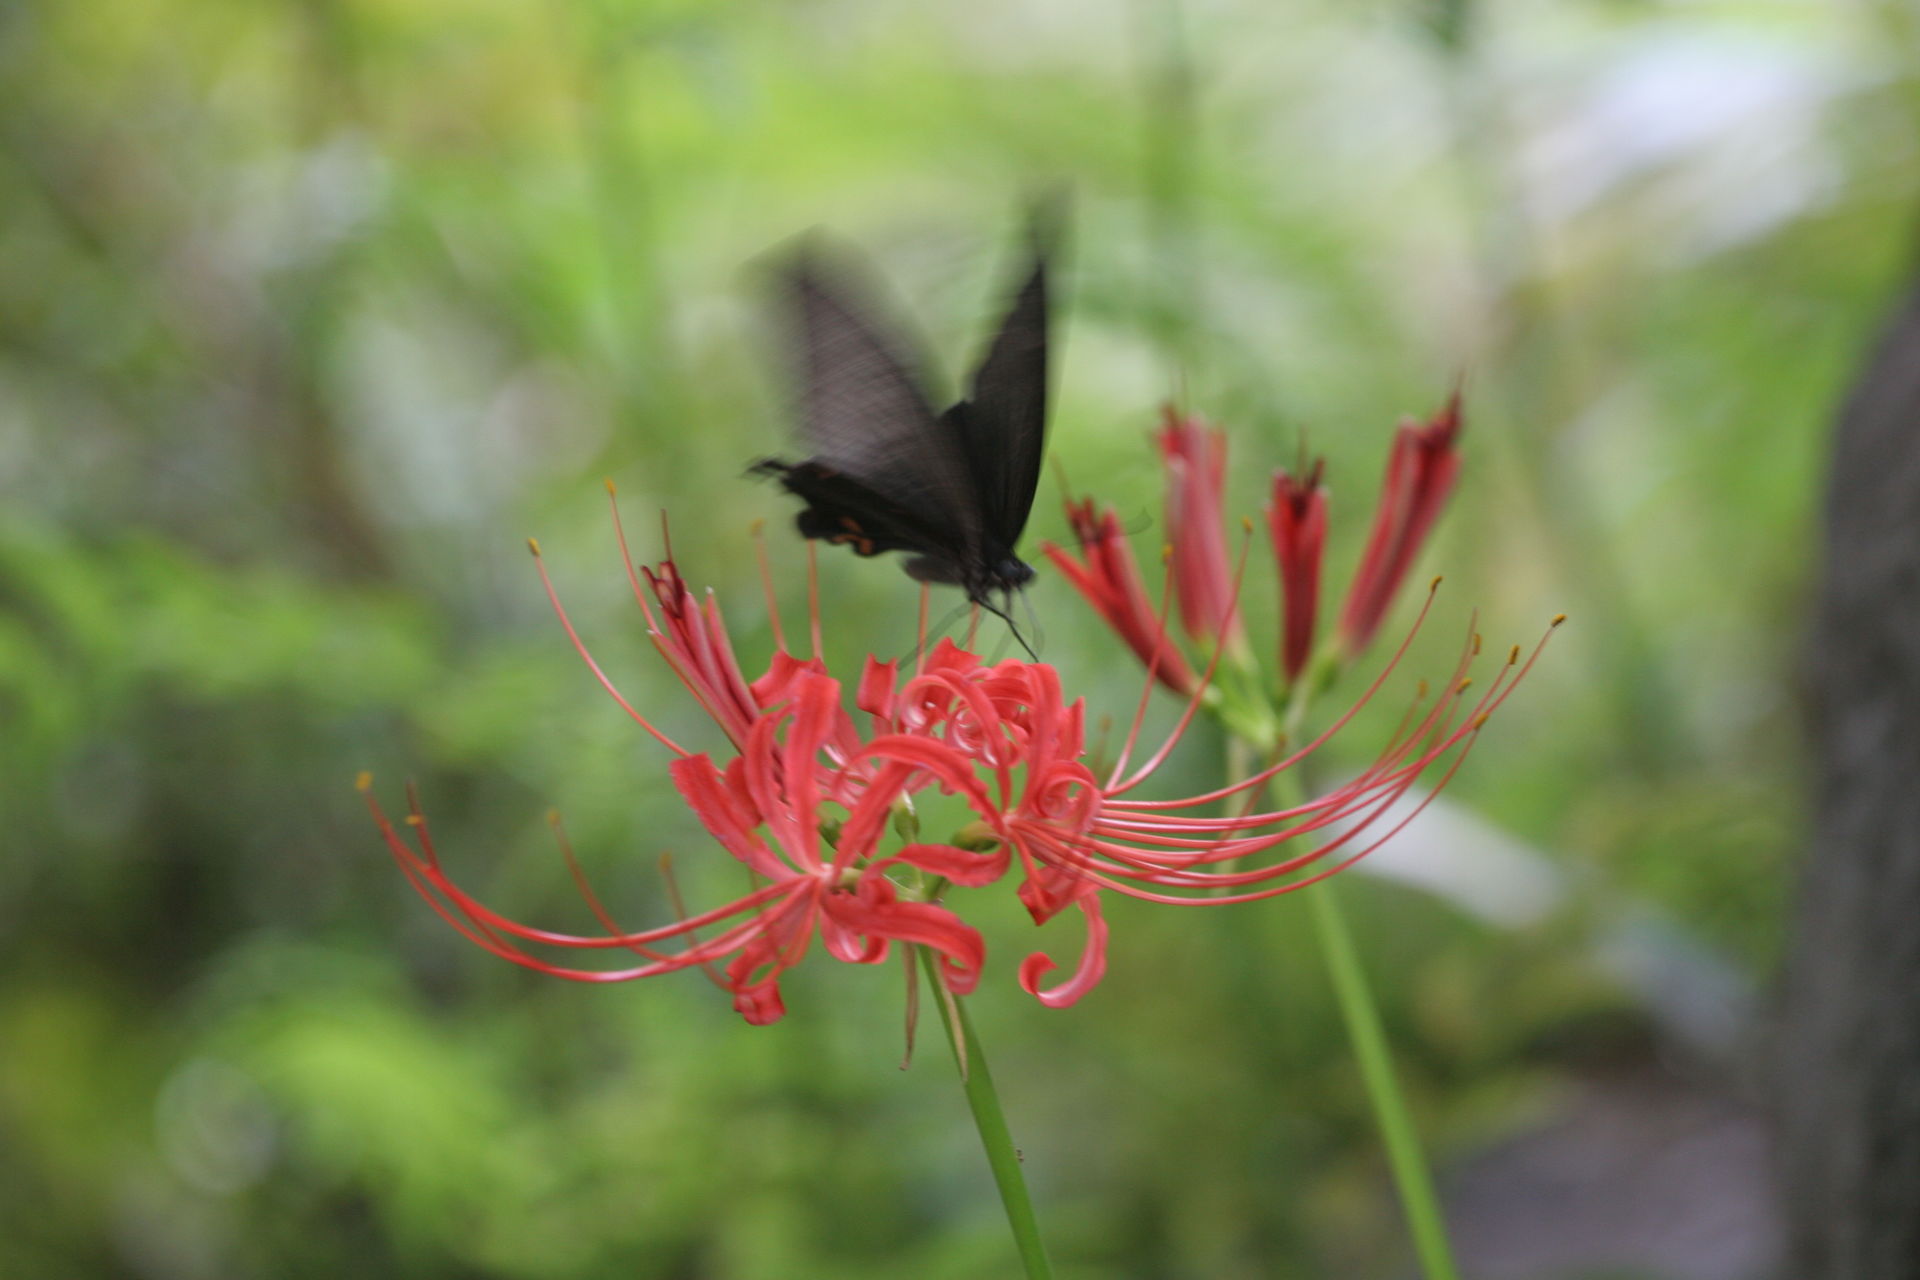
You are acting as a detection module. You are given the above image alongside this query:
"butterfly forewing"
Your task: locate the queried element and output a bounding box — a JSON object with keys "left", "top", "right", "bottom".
{"left": 956, "top": 250, "right": 1049, "bottom": 554}
{"left": 780, "top": 257, "right": 983, "bottom": 565}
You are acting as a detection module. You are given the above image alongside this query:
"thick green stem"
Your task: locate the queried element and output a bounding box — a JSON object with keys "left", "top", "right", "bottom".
{"left": 920, "top": 948, "right": 1055, "bottom": 1280}
{"left": 1307, "top": 880, "right": 1463, "bottom": 1280}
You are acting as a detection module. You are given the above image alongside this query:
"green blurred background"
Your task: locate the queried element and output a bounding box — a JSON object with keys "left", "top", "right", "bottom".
{"left": 4, "top": 0, "right": 1915, "bottom": 1276}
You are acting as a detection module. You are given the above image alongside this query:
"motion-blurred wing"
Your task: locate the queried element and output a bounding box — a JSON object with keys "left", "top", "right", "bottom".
{"left": 954, "top": 224, "right": 1052, "bottom": 552}
{"left": 773, "top": 250, "right": 983, "bottom": 562}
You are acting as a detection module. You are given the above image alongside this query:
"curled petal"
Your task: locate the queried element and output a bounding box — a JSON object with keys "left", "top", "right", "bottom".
{"left": 723, "top": 898, "right": 818, "bottom": 1024}
{"left": 821, "top": 889, "right": 985, "bottom": 995}
{"left": 1023, "top": 761, "right": 1101, "bottom": 834}
{"left": 876, "top": 841, "right": 1012, "bottom": 888}
{"left": 920, "top": 638, "right": 982, "bottom": 679}
{"left": 730, "top": 980, "right": 788, "bottom": 1026}
{"left": 857, "top": 656, "right": 899, "bottom": 721}
{"left": 751, "top": 650, "right": 826, "bottom": 708}
{"left": 820, "top": 906, "right": 889, "bottom": 965}
{"left": 1016, "top": 860, "right": 1094, "bottom": 925}
{"left": 1018, "top": 893, "right": 1109, "bottom": 1008}
{"left": 861, "top": 734, "right": 1000, "bottom": 818}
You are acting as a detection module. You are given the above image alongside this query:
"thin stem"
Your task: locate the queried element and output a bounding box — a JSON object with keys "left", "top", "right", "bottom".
{"left": 1306, "top": 880, "right": 1461, "bottom": 1280}
{"left": 1258, "top": 743, "right": 1461, "bottom": 1279}
{"left": 919, "top": 948, "right": 1055, "bottom": 1280}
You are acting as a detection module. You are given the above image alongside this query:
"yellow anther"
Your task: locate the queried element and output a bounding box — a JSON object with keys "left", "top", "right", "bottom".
{"left": 1456, "top": 677, "right": 1473, "bottom": 694}
{"left": 1473, "top": 633, "right": 1483, "bottom": 656}
{"left": 604, "top": 477, "right": 618, "bottom": 495}
{"left": 1416, "top": 679, "right": 1429, "bottom": 699}
{"left": 750, "top": 518, "right": 766, "bottom": 535}
{"left": 405, "top": 814, "right": 423, "bottom": 827}
{"left": 1240, "top": 515, "right": 1254, "bottom": 534}
{"left": 1551, "top": 613, "right": 1567, "bottom": 627}
{"left": 527, "top": 537, "right": 543, "bottom": 556}
{"left": 1162, "top": 544, "right": 1175, "bottom": 563}
{"left": 355, "top": 770, "right": 372, "bottom": 792}
{"left": 1508, "top": 643, "right": 1521, "bottom": 665}
{"left": 1472, "top": 712, "right": 1489, "bottom": 730}
{"left": 547, "top": 808, "right": 562, "bottom": 827}
{"left": 1429, "top": 575, "right": 1444, "bottom": 592}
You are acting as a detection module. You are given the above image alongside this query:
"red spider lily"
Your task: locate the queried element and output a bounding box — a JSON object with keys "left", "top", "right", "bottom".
{"left": 367, "top": 479, "right": 1549, "bottom": 1021}
{"left": 1047, "top": 394, "right": 1464, "bottom": 696}
{"left": 857, "top": 583, "right": 1559, "bottom": 1004}
{"left": 364, "top": 495, "right": 1037, "bottom": 1025}
{"left": 1339, "top": 390, "right": 1463, "bottom": 656}
{"left": 363, "top": 661, "right": 995, "bottom": 1025}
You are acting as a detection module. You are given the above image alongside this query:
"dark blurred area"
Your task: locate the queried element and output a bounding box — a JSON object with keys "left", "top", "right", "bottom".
{"left": 4, "top": 0, "right": 1917, "bottom": 1276}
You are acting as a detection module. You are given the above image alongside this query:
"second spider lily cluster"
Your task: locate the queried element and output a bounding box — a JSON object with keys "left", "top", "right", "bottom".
{"left": 365, "top": 411, "right": 1551, "bottom": 1027}
{"left": 1047, "top": 395, "right": 1480, "bottom": 747}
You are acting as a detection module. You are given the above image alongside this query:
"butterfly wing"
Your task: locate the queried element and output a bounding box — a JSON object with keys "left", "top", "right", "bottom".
{"left": 752, "top": 458, "right": 966, "bottom": 565}
{"left": 952, "top": 222, "right": 1053, "bottom": 556}
{"left": 765, "top": 250, "right": 985, "bottom": 576}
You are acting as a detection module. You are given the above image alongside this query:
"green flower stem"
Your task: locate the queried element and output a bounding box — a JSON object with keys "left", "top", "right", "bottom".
{"left": 1306, "top": 880, "right": 1462, "bottom": 1280}
{"left": 1260, "top": 732, "right": 1462, "bottom": 1280}
{"left": 919, "top": 948, "right": 1055, "bottom": 1280}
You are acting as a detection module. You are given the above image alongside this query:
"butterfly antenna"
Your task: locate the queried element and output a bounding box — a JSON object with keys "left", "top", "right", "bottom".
{"left": 986, "top": 622, "right": 1016, "bottom": 664}
{"left": 977, "top": 592, "right": 1038, "bottom": 661}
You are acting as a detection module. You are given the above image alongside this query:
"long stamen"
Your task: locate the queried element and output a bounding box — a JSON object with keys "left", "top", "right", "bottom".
{"left": 807, "top": 542, "right": 823, "bottom": 659}
{"left": 1107, "top": 542, "right": 1188, "bottom": 790}
{"left": 530, "top": 539, "right": 688, "bottom": 757}
{"left": 751, "top": 519, "right": 788, "bottom": 652}
{"left": 1085, "top": 617, "right": 1562, "bottom": 890}
{"left": 916, "top": 584, "right": 930, "bottom": 679}
{"left": 1108, "top": 518, "right": 1257, "bottom": 796}
{"left": 549, "top": 810, "right": 682, "bottom": 966}
{"left": 656, "top": 850, "right": 728, "bottom": 986}
{"left": 364, "top": 776, "right": 784, "bottom": 974}
{"left": 1107, "top": 577, "right": 1445, "bottom": 811}
{"left": 605, "top": 483, "right": 671, "bottom": 639}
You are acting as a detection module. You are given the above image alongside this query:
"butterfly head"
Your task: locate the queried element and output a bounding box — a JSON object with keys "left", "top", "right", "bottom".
{"left": 992, "top": 556, "right": 1035, "bottom": 592}
{"left": 960, "top": 554, "right": 1034, "bottom": 606}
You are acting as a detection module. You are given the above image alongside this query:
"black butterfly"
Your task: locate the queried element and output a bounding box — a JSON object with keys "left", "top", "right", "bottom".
{"left": 752, "top": 217, "right": 1055, "bottom": 640}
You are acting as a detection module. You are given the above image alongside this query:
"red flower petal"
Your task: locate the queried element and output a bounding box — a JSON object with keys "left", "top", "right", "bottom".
{"left": 1018, "top": 892, "right": 1109, "bottom": 1008}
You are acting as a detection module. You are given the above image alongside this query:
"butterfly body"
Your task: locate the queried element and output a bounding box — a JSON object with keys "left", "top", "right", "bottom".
{"left": 753, "top": 218, "right": 1054, "bottom": 621}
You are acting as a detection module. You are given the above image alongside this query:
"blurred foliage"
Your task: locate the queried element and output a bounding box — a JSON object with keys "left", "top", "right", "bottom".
{"left": 3, "top": 0, "right": 1916, "bottom": 1276}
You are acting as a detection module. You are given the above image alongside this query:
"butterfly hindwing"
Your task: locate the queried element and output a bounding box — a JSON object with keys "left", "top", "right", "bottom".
{"left": 756, "top": 459, "right": 967, "bottom": 568}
